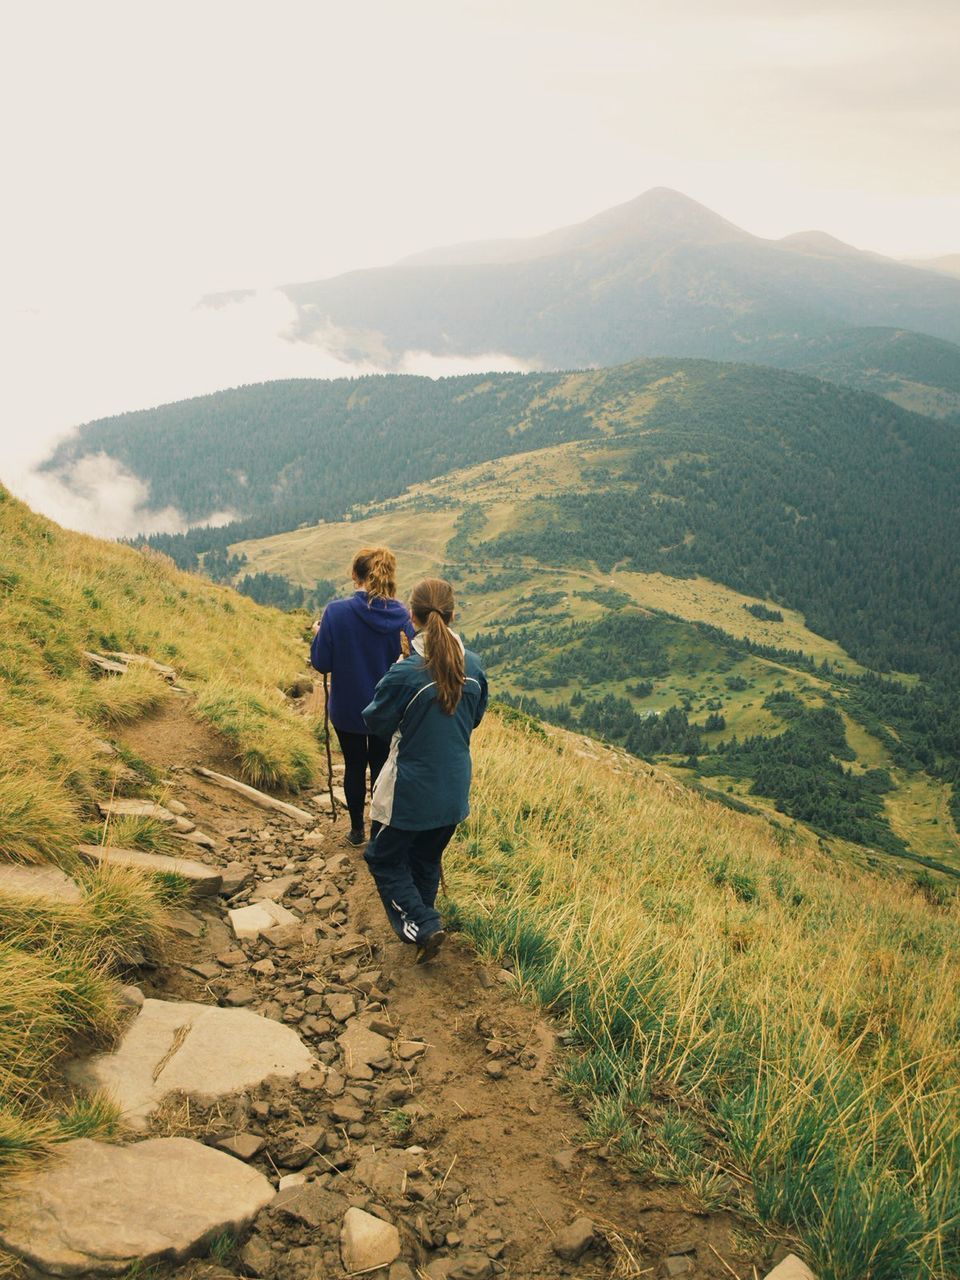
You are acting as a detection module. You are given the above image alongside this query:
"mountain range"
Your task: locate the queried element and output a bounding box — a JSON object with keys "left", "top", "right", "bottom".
{"left": 280, "top": 188, "right": 960, "bottom": 374}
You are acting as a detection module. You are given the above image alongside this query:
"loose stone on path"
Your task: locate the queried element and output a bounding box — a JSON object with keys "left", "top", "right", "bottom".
{"left": 337, "top": 1022, "right": 393, "bottom": 1079}
{"left": 341, "top": 1207, "right": 401, "bottom": 1274}
{"left": 69, "top": 997, "right": 315, "bottom": 1128}
{"left": 229, "top": 899, "right": 300, "bottom": 940}
{"left": 0, "top": 1137, "right": 274, "bottom": 1276}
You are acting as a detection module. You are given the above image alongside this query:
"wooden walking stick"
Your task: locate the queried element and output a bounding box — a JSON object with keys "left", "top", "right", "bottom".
{"left": 322, "top": 672, "right": 339, "bottom": 823}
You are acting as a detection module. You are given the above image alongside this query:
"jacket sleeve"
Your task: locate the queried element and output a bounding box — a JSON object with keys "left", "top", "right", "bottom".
{"left": 473, "top": 668, "right": 489, "bottom": 728}
{"left": 310, "top": 605, "right": 335, "bottom": 673}
{"left": 362, "top": 667, "right": 412, "bottom": 740}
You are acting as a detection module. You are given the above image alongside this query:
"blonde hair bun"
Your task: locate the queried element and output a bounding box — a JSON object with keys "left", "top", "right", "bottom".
{"left": 352, "top": 546, "right": 398, "bottom": 601}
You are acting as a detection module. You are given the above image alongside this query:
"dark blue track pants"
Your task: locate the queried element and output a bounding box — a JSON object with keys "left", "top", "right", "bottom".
{"left": 363, "top": 824, "right": 457, "bottom": 944}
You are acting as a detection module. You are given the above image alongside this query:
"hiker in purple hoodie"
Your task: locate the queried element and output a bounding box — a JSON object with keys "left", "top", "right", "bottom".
{"left": 311, "top": 547, "right": 415, "bottom": 846}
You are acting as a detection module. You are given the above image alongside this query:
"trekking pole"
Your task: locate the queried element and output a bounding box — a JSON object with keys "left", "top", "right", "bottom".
{"left": 322, "top": 673, "right": 339, "bottom": 823}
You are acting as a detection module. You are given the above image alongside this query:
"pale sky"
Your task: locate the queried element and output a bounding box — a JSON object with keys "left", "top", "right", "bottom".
{"left": 2, "top": 0, "right": 959, "bottom": 532}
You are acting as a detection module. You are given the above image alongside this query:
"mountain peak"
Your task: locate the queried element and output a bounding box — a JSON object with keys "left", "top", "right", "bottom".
{"left": 593, "top": 187, "right": 751, "bottom": 242}
{"left": 398, "top": 187, "right": 751, "bottom": 269}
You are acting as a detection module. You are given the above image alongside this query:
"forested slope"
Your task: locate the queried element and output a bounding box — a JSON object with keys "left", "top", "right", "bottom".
{"left": 45, "top": 358, "right": 959, "bottom": 678}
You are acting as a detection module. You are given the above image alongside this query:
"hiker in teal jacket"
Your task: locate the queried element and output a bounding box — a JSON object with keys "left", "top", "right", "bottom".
{"left": 362, "top": 577, "right": 488, "bottom": 963}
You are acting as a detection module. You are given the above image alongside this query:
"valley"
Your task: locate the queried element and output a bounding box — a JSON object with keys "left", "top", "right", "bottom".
{"left": 230, "top": 435, "right": 960, "bottom": 879}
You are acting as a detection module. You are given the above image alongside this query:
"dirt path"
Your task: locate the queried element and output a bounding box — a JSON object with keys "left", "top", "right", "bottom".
{"left": 116, "top": 703, "right": 768, "bottom": 1280}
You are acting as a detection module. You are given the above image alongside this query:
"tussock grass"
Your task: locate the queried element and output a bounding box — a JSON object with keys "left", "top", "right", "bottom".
{"left": 450, "top": 714, "right": 960, "bottom": 1280}
{"left": 194, "top": 679, "right": 320, "bottom": 791}
{"left": 55, "top": 1092, "right": 122, "bottom": 1141}
{"left": 0, "top": 760, "right": 81, "bottom": 868}
{"left": 74, "top": 666, "right": 172, "bottom": 726}
{"left": 96, "top": 814, "right": 182, "bottom": 857}
{"left": 0, "top": 866, "right": 169, "bottom": 1176}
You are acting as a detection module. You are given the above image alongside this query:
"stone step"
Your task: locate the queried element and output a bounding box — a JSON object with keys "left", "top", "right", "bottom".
{"left": 194, "top": 766, "right": 315, "bottom": 825}
{"left": 0, "top": 862, "right": 83, "bottom": 906}
{"left": 82, "top": 650, "right": 129, "bottom": 676}
{"left": 170, "top": 828, "right": 217, "bottom": 850}
{"left": 765, "top": 1257, "right": 817, "bottom": 1280}
{"left": 97, "top": 798, "right": 179, "bottom": 824}
{"left": 0, "top": 1137, "right": 274, "bottom": 1276}
{"left": 77, "top": 844, "right": 223, "bottom": 897}
{"left": 104, "top": 651, "right": 177, "bottom": 681}
{"left": 68, "top": 997, "right": 316, "bottom": 1129}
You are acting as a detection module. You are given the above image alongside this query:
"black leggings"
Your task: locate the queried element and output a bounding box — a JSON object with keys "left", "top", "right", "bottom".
{"left": 334, "top": 728, "right": 390, "bottom": 831}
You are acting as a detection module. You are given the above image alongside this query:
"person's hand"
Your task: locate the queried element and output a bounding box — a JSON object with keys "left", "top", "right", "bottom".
{"left": 311, "top": 619, "right": 321, "bottom": 637}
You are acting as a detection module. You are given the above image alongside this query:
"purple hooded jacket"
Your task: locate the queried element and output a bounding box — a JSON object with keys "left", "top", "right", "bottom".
{"left": 310, "top": 591, "right": 415, "bottom": 734}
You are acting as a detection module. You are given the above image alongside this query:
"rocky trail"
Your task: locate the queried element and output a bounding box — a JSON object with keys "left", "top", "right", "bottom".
{"left": 0, "top": 703, "right": 811, "bottom": 1280}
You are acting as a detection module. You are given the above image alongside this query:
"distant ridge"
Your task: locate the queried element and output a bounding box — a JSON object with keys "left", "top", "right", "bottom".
{"left": 281, "top": 187, "right": 960, "bottom": 368}
{"left": 907, "top": 253, "right": 960, "bottom": 279}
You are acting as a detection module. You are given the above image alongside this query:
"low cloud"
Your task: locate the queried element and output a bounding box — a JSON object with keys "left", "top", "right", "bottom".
{"left": 5, "top": 288, "right": 535, "bottom": 541}
{"left": 18, "top": 453, "right": 236, "bottom": 540}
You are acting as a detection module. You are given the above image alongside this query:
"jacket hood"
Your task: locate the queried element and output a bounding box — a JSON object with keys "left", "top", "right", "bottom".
{"left": 348, "top": 590, "right": 411, "bottom": 634}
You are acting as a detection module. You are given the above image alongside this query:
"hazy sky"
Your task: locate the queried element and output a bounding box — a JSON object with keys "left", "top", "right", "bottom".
{"left": 2, "top": 0, "right": 959, "bottom": 531}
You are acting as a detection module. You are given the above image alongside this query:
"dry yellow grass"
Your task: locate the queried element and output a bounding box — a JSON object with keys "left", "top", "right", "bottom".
{"left": 450, "top": 711, "right": 960, "bottom": 1279}
{"left": 0, "top": 483, "right": 322, "bottom": 1178}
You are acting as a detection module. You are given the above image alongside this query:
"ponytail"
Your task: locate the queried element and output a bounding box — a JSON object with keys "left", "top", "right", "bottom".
{"left": 410, "top": 578, "right": 464, "bottom": 714}
{"left": 351, "top": 546, "right": 397, "bottom": 602}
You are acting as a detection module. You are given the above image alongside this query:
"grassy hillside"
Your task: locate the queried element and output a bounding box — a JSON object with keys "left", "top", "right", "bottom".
{"left": 43, "top": 359, "right": 960, "bottom": 678}
{"left": 453, "top": 710, "right": 960, "bottom": 1280}
{"left": 0, "top": 484, "right": 320, "bottom": 1171}
{"left": 3, "top": 486, "right": 960, "bottom": 1277}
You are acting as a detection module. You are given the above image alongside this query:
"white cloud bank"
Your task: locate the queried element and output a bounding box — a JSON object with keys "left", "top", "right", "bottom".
{"left": 0, "top": 287, "right": 532, "bottom": 539}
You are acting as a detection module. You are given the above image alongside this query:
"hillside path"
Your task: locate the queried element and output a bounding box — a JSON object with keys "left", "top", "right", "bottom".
{"left": 88, "top": 703, "right": 773, "bottom": 1280}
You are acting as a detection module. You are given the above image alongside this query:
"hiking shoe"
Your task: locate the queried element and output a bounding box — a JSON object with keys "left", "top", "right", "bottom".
{"left": 414, "top": 929, "right": 446, "bottom": 965}
{"left": 345, "top": 828, "right": 365, "bottom": 847}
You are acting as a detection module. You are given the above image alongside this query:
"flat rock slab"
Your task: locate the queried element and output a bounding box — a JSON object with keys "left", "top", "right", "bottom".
{"left": 71, "top": 998, "right": 314, "bottom": 1128}
{"left": 77, "top": 844, "right": 222, "bottom": 897}
{"left": 229, "top": 898, "right": 299, "bottom": 940}
{"left": 0, "top": 1137, "right": 274, "bottom": 1276}
{"left": 104, "top": 651, "right": 177, "bottom": 680}
{"left": 0, "top": 863, "right": 83, "bottom": 906}
{"left": 97, "top": 799, "right": 178, "bottom": 824}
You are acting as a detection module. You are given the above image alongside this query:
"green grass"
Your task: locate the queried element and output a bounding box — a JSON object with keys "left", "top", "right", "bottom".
{"left": 194, "top": 679, "right": 320, "bottom": 792}
{"left": 383, "top": 1108, "right": 413, "bottom": 1139}
{"left": 447, "top": 716, "right": 960, "bottom": 1280}
{"left": 73, "top": 666, "right": 173, "bottom": 727}
{"left": 55, "top": 1092, "right": 123, "bottom": 1141}
{"left": 0, "top": 865, "right": 171, "bottom": 1175}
